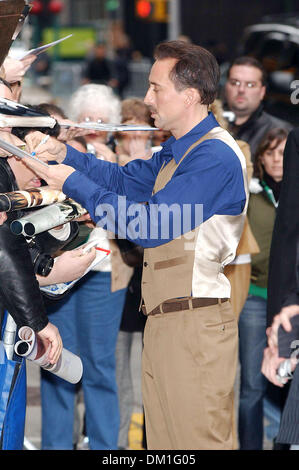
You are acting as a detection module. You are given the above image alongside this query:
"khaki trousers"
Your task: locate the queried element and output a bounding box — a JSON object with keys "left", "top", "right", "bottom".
{"left": 142, "top": 301, "right": 238, "bottom": 450}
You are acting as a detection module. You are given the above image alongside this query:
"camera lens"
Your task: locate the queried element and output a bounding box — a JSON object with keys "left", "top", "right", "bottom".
{"left": 34, "top": 253, "right": 54, "bottom": 277}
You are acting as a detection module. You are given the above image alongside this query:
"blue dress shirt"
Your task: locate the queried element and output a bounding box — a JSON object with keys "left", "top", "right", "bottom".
{"left": 62, "top": 113, "right": 246, "bottom": 247}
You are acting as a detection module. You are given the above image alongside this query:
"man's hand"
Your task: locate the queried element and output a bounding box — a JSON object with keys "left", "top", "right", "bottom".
{"left": 25, "top": 131, "right": 67, "bottom": 163}
{"left": 37, "top": 248, "right": 96, "bottom": 286}
{"left": 21, "top": 157, "right": 75, "bottom": 191}
{"left": 267, "top": 304, "right": 299, "bottom": 351}
{"left": 3, "top": 55, "right": 36, "bottom": 83}
{"left": 55, "top": 118, "right": 93, "bottom": 142}
{"left": 37, "top": 322, "right": 63, "bottom": 364}
{"left": 261, "top": 346, "right": 287, "bottom": 387}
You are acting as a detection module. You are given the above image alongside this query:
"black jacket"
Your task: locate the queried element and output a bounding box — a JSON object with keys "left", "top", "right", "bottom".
{"left": 267, "top": 129, "right": 299, "bottom": 325}
{"left": 0, "top": 158, "right": 77, "bottom": 332}
{"left": 229, "top": 105, "right": 292, "bottom": 159}
{"left": 267, "top": 129, "right": 299, "bottom": 445}
{"left": 276, "top": 315, "right": 299, "bottom": 444}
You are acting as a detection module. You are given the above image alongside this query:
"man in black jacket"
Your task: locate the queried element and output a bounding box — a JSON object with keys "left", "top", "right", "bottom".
{"left": 224, "top": 56, "right": 292, "bottom": 159}
{"left": 262, "top": 128, "right": 299, "bottom": 447}
{"left": 0, "top": 143, "right": 62, "bottom": 364}
{"left": 0, "top": 76, "right": 92, "bottom": 364}
{"left": 262, "top": 294, "right": 299, "bottom": 447}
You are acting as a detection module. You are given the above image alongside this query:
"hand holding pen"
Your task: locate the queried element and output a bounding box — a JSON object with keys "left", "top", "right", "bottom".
{"left": 31, "top": 134, "right": 50, "bottom": 156}
{"left": 25, "top": 131, "right": 67, "bottom": 163}
{"left": 23, "top": 132, "right": 75, "bottom": 191}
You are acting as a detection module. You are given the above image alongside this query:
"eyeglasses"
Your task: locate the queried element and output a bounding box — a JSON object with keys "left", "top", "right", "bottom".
{"left": 227, "top": 79, "right": 261, "bottom": 89}
{"left": 83, "top": 117, "right": 104, "bottom": 123}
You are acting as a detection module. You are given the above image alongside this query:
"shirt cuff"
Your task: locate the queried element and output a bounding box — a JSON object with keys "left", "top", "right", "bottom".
{"left": 48, "top": 223, "right": 71, "bottom": 241}
{"left": 62, "top": 144, "right": 80, "bottom": 166}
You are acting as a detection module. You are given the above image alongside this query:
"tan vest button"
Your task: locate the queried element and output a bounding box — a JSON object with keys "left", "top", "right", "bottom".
{"left": 144, "top": 261, "right": 148, "bottom": 267}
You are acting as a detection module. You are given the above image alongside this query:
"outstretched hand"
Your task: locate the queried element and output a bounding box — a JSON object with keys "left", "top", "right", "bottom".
{"left": 25, "top": 131, "right": 67, "bottom": 164}
{"left": 24, "top": 158, "right": 75, "bottom": 191}
{"left": 261, "top": 346, "right": 287, "bottom": 387}
{"left": 267, "top": 304, "right": 299, "bottom": 351}
{"left": 38, "top": 247, "right": 96, "bottom": 286}
{"left": 3, "top": 55, "right": 36, "bottom": 84}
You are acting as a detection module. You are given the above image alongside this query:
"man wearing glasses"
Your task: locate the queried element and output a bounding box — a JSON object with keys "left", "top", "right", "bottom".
{"left": 224, "top": 56, "right": 291, "bottom": 158}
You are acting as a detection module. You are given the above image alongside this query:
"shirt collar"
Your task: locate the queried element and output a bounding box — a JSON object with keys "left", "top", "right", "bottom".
{"left": 160, "top": 112, "right": 220, "bottom": 164}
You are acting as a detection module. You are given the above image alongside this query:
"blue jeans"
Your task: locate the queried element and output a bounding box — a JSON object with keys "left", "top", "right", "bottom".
{"left": 40, "top": 271, "right": 126, "bottom": 450}
{"left": 238, "top": 295, "right": 279, "bottom": 449}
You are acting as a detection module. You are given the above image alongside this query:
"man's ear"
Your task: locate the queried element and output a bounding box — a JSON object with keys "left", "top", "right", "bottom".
{"left": 260, "top": 85, "right": 266, "bottom": 101}
{"left": 184, "top": 88, "right": 201, "bottom": 107}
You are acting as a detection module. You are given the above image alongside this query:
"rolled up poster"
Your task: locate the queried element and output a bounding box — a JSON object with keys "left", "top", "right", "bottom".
{"left": 14, "top": 326, "right": 83, "bottom": 384}
{"left": 0, "top": 186, "right": 66, "bottom": 212}
{"left": 10, "top": 199, "right": 87, "bottom": 236}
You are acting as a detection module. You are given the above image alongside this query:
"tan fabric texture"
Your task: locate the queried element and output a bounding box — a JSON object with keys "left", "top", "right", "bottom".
{"left": 142, "top": 301, "right": 238, "bottom": 449}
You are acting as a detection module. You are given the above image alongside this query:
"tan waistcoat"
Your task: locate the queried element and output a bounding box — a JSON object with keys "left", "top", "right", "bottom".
{"left": 141, "top": 127, "right": 249, "bottom": 312}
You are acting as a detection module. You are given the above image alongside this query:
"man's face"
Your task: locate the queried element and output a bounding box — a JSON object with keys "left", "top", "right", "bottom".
{"left": 95, "top": 45, "right": 106, "bottom": 59}
{"left": 144, "top": 58, "right": 189, "bottom": 134}
{"left": 225, "top": 65, "right": 266, "bottom": 119}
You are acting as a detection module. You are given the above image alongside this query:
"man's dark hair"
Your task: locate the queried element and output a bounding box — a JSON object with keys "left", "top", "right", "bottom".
{"left": 227, "top": 56, "right": 267, "bottom": 85}
{"left": 37, "top": 102, "right": 67, "bottom": 120}
{"left": 153, "top": 40, "right": 220, "bottom": 105}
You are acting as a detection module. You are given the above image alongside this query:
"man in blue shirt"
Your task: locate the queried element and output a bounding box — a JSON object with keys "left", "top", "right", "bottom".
{"left": 24, "top": 40, "right": 247, "bottom": 449}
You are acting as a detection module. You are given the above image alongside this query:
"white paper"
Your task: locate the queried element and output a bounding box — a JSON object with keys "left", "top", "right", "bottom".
{"left": 19, "top": 34, "right": 73, "bottom": 60}
{"left": 40, "top": 239, "right": 111, "bottom": 296}
{"left": 0, "top": 115, "right": 56, "bottom": 128}
{"left": 60, "top": 121, "right": 158, "bottom": 132}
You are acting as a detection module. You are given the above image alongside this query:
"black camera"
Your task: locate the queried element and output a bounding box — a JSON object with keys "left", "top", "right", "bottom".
{"left": 27, "top": 238, "right": 54, "bottom": 277}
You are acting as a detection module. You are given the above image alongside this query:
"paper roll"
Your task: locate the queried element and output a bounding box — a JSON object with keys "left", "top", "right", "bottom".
{"left": 0, "top": 187, "right": 66, "bottom": 212}
{"left": 10, "top": 199, "right": 87, "bottom": 236}
{"left": 15, "top": 326, "right": 83, "bottom": 384}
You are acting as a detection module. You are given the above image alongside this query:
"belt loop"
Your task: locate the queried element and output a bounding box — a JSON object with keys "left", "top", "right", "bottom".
{"left": 188, "top": 298, "right": 194, "bottom": 310}
{"left": 218, "top": 298, "right": 222, "bottom": 306}
{"left": 159, "top": 303, "right": 164, "bottom": 314}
